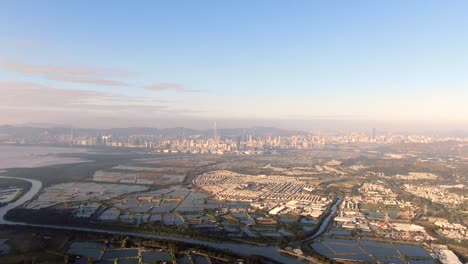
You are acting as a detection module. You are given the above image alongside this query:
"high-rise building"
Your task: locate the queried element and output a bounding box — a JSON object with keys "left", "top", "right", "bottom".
{"left": 213, "top": 121, "right": 218, "bottom": 141}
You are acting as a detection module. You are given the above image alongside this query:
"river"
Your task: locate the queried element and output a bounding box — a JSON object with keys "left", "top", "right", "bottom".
{"left": 0, "top": 176, "right": 306, "bottom": 264}
{"left": 0, "top": 176, "right": 42, "bottom": 224}
{"left": 303, "top": 196, "right": 342, "bottom": 242}
{"left": 0, "top": 145, "right": 89, "bottom": 169}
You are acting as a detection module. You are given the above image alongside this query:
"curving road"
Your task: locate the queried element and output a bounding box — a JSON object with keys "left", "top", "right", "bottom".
{"left": 0, "top": 176, "right": 305, "bottom": 264}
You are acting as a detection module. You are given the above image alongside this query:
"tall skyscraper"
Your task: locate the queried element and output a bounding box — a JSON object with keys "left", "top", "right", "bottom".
{"left": 70, "top": 128, "right": 74, "bottom": 146}
{"left": 372, "top": 128, "right": 376, "bottom": 140}
{"left": 213, "top": 122, "right": 218, "bottom": 141}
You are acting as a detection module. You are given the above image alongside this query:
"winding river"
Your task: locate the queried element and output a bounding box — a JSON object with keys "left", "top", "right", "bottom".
{"left": 0, "top": 176, "right": 42, "bottom": 225}
{"left": 0, "top": 176, "right": 307, "bottom": 263}
{"left": 0, "top": 175, "right": 343, "bottom": 263}
{"left": 303, "top": 196, "right": 342, "bottom": 242}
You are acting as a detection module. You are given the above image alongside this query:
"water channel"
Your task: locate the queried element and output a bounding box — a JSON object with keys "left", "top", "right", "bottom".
{"left": 0, "top": 175, "right": 342, "bottom": 263}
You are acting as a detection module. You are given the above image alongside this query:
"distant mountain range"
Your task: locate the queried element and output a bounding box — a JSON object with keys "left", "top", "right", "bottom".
{"left": 2, "top": 124, "right": 468, "bottom": 138}
{"left": 0, "top": 125, "right": 308, "bottom": 138}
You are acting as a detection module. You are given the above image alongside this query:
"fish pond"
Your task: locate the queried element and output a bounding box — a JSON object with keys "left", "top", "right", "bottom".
{"left": 311, "top": 238, "right": 435, "bottom": 264}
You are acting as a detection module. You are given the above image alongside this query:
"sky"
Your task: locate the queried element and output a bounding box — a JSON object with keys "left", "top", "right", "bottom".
{"left": 1, "top": 1, "right": 468, "bottom": 131}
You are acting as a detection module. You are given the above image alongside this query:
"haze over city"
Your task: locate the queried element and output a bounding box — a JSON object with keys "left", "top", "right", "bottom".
{"left": 1, "top": 2, "right": 468, "bottom": 264}
{"left": 1, "top": 1, "right": 468, "bottom": 131}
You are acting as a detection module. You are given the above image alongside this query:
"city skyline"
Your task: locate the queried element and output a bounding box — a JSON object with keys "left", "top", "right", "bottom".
{"left": 1, "top": 1, "right": 468, "bottom": 130}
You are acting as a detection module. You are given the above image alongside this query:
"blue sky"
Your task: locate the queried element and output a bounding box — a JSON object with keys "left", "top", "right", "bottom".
{"left": 0, "top": 1, "right": 467, "bottom": 129}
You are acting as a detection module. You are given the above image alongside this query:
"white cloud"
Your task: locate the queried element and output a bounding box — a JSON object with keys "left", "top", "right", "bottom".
{"left": 0, "top": 60, "right": 130, "bottom": 86}
{"left": 144, "top": 82, "right": 198, "bottom": 93}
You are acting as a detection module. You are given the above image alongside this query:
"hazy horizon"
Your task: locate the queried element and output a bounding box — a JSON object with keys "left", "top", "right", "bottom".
{"left": 2, "top": 118, "right": 468, "bottom": 135}
{"left": 1, "top": 1, "right": 468, "bottom": 131}
{"left": 1, "top": 3, "right": 468, "bottom": 260}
